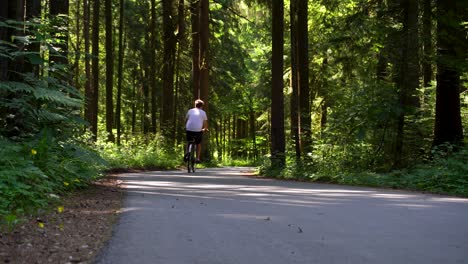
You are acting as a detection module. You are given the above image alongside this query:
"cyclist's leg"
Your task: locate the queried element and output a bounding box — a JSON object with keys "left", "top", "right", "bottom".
{"left": 196, "top": 144, "right": 201, "bottom": 162}
{"left": 184, "top": 131, "right": 192, "bottom": 161}
{"left": 195, "top": 132, "right": 203, "bottom": 162}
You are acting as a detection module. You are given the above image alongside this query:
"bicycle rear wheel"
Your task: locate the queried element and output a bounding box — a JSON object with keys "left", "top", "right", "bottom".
{"left": 190, "top": 144, "right": 196, "bottom": 173}
{"left": 187, "top": 143, "right": 196, "bottom": 173}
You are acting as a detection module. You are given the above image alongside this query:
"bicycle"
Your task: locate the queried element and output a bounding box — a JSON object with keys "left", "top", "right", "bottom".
{"left": 186, "top": 138, "right": 197, "bottom": 173}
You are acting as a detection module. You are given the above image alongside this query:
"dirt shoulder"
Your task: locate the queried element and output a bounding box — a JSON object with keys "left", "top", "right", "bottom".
{"left": 0, "top": 176, "right": 124, "bottom": 264}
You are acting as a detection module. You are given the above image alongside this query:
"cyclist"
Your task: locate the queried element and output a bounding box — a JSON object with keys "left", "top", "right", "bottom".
{"left": 185, "top": 99, "right": 208, "bottom": 163}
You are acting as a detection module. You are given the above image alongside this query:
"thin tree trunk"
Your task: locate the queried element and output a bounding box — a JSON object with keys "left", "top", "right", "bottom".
{"left": 271, "top": 0, "right": 286, "bottom": 168}
{"left": 422, "top": 0, "right": 433, "bottom": 88}
{"left": 297, "top": 0, "right": 310, "bottom": 157}
{"left": 199, "top": 0, "right": 209, "bottom": 107}
{"left": 131, "top": 70, "right": 137, "bottom": 134}
{"left": 105, "top": 0, "right": 114, "bottom": 142}
{"left": 191, "top": 0, "right": 200, "bottom": 100}
{"left": 290, "top": 0, "right": 301, "bottom": 159}
{"left": 223, "top": 116, "right": 229, "bottom": 158}
{"left": 150, "top": 0, "right": 157, "bottom": 133}
{"left": 142, "top": 62, "right": 150, "bottom": 134}
{"left": 229, "top": 115, "right": 233, "bottom": 157}
{"left": 249, "top": 109, "right": 257, "bottom": 161}
{"left": 73, "top": 0, "right": 80, "bottom": 87}
{"left": 177, "top": 0, "right": 185, "bottom": 40}
{"left": 90, "top": 0, "right": 100, "bottom": 140}
{"left": 199, "top": 0, "right": 210, "bottom": 160}
{"left": 141, "top": 22, "right": 151, "bottom": 135}
{"left": 116, "top": 0, "right": 124, "bottom": 145}
{"left": 84, "top": 0, "right": 92, "bottom": 132}
{"left": 162, "top": 0, "right": 176, "bottom": 141}
{"left": 173, "top": 0, "right": 185, "bottom": 142}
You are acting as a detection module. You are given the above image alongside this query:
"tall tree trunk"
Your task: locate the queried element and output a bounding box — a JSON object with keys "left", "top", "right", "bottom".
{"left": 191, "top": 0, "right": 200, "bottom": 99}
{"left": 422, "top": 0, "right": 433, "bottom": 88}
{"left": 199, "top": 0, "right": 210, "bottom": 160}
{"left": 105, "top": 0, "right": 114, "bottom": 142}
{"left": 405, "top": 0, "right": 420, "bottom": 108}
{"left": 162, "top": 0, "right": 176, "bottom": 141}
{"left": 433, "top": 0, "right": 464, "bottom": 146}
{"left": 249, "top": 109, "right": 257, "bottom": 161}
{"left": 142, "top": 61, "right": 150, "bottom": 134}
{"left": 50, "top": 0, "right": 69, "bottom": 67}
{"left": 90, "top": 0, "right": 100, "bottom": 140}
{"left": 141, "top": 23, "right": 150, "bottom": 135}
{"left": 177, "top": 0, "right": 185, "bottom": 40}
{"left": 199, "top": 0, "right": 209, "bottom": 107}
{"left": 174, "top": 0, "right": 185, "bottom": 144}
{"left": 116, "top": 0, "right": 124, "bottom": 145}
{"left": 84, "top": 0, "right": 92, "bottom": 133}
{"left": 150, "top": 0, "right": 158, "bottom": 133}
{"left": 131, "top": 70, "right": 137, "bottom": 134}
{"left": 297, "top": 0, "right": 310, "bottom": 157}
{"left": 394, "top": 0, "right": 420, "bottom": 167}
{"left": 73, "top": 0, "right": 81, "bottom": 87}
{"left": 290, "top": 0, "right": 301, "bottom": 159}
{"left": 271, "top": 0, "right": 286, "bottom": 168}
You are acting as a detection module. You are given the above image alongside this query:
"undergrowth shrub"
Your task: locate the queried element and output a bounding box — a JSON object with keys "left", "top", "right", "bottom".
{"left": 0, "top": 136, "right": 105, "bottom": 225}
{"left": 0, "top": 20, "right": 105, "bottom": 225}
{"left": 260, "top": 145, "right": 468, "bottom": 197}
{"left": 98, "top": 135, "right": 180, "bottom": 170}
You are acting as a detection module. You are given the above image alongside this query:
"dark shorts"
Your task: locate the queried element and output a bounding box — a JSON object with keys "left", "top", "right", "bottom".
{"left": 186, "top": 131, "right": 203, "bottom": 144}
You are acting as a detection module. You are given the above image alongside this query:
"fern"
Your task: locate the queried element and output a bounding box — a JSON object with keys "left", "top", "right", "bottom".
{"left": 0, "top": 20, "right": 105, "bottom": 224}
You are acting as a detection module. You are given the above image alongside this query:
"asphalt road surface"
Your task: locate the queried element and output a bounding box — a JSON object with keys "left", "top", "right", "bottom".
{"left": 96, "top": 167, "right": 468, "bottom": 264}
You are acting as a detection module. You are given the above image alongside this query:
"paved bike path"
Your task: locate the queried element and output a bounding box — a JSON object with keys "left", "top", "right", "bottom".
{"left": 96, "top": 167, "right": 468, "bottom": 264}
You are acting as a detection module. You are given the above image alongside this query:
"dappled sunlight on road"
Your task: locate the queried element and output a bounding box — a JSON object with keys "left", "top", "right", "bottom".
{"left": 116, "top": 167, "right": 468, "bottom": 213}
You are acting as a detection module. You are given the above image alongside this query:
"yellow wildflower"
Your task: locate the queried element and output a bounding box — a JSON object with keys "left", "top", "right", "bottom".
{"left": 31, "top": 149, "right": 37, "bottom": 155}
{"left": 57, "top": 206, "right": 64, "bottom": 213}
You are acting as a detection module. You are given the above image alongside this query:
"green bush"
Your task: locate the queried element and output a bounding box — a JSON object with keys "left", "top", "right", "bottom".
{"left": 261, "top": 145, "right": 467, "bottom": 197}
{"left": 0, "top": 136, "right": 105, "bottom": 221}
{"left": 98, "top": 135, "right": 181, "bottom": 170}
{"left": 0, "top": 20, "right": 105, "bottom": 224}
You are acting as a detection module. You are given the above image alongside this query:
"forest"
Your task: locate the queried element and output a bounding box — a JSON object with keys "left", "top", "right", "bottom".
{"left": 0, "top": 0, "right": 467, "bottom": 223}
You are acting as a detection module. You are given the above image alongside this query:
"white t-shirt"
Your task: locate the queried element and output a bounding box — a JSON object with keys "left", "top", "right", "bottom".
{"left": 185, "top": 107, "right": 207, "bottom": 132}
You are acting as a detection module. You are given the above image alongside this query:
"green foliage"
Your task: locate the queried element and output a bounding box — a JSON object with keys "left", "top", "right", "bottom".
{"left": 262, "top": 146, "right": 468, "bottom": 197}
{"left": 220, "top": 157, "right": 260, "bottom": 167}
{"left": 98, "top": 135, "right": 181, "bottom": 170}
{"left": 0, "top": 136, "right": 105, "bottom": 221}
{"left": 0, "top": 20, "right": 105, "bottom": 224}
